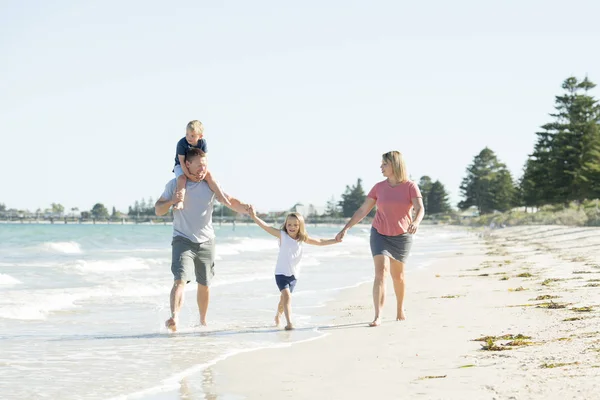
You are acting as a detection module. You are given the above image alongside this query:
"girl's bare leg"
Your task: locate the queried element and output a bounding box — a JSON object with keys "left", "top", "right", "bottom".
{"left": 274, "top": 299, "right": 284, "bottom": 326}
{"left": 280, "top": 289, "right": 294, "bottom": 330}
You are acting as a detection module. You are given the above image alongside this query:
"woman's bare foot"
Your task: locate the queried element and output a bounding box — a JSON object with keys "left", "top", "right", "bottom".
{"left": 274, "top": 313, "right": 282, "bottom": 327}
{"left": 165, "top": 317, "right": 178, "bottom": 332}
{"left": 199, "top": 319, "right": 207, "bottom": 326}
{"left": 284, "top": 323, "right": 295, "bottom": 331}
{"left": 396, "top": 310, "right": 406, "bottom": 321}
{"left": 369, "top": 318, "right": 381, "bottom": 327}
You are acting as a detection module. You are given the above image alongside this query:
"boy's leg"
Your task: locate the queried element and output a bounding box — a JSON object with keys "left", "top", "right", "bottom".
{"left": 175, "top": 175, "right": 187, "bottom": 210}
{"left": 204, "top": 171, "right": 232, "bottom": 207}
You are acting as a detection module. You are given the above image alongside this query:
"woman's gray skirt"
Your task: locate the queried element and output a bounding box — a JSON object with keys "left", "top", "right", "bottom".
{"left": 370, "top": 227, "right": 413, "bottom": 263}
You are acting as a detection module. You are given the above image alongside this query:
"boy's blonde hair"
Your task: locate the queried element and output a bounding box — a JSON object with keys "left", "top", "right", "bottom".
{"left": 186, "top": 120, "right": 204, "bottom": 134}
{"left": 382, "top": 151, "right": 409, "bottom": 183}
{"left": 281, "top": 212, "right": 308, "bottom": 242}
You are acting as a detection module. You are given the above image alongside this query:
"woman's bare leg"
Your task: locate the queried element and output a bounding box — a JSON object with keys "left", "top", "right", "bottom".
{"left": 370, "top": 255, "right": 389, "bottom": 327}
{"left": 389, "top": 258, "right": 406, "bottom": 321}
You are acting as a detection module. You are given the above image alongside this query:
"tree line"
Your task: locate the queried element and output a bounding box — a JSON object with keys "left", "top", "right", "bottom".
{"left": 459, "top": 76, "right": 600, "bottom": 215}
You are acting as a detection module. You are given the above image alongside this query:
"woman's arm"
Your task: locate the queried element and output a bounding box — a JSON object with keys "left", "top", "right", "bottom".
{"left": 407, "top": 196, "right": 425, "bottom": 234}
{"left": 335, "top": 197, "right": 377, "bottom": 241}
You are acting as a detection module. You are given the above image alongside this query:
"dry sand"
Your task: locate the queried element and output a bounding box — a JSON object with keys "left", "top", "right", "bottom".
{"left": 206, "top": 225, "right": 600, "bottom": 400}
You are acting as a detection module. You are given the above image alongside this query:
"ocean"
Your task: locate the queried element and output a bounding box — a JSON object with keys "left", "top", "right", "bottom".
{"left": 0, "top": 222, "right": 465, "bottom": 399}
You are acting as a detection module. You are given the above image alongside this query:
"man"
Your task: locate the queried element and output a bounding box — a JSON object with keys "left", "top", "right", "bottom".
{"left": 155, "top": 148, "right": 248, "bottom": 331}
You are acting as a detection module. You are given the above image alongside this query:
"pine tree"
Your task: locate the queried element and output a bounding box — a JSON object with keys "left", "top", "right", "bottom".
{"left": 522, "top": 76, "right": 600, "bottom": 205}
{"left": 339, "top": 179, "right": 367, "bottom": 217}
{"left": 418, "top": 176, "right": 433, "bottom": 212}
{"left": 427, "top": 180, "right": 451, "bottom": 214}
{"left": 459, "top": 148, "right": 515, "bottom": 214}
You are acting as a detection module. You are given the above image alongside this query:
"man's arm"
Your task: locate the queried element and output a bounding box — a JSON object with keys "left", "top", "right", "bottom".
{"left": 155, "top": 190, "right": 183, "bottom": 216}
{"left": 222, "top": 193, "right": 249, "bottom": 215}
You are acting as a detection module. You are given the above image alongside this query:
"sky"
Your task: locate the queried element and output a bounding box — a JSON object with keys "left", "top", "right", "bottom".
{"left": 1, "top": 0, "right": 600, "bottom": 213}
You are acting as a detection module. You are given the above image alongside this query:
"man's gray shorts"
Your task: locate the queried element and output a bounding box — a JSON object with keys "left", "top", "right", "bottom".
{"left": 171, "top": 235, "right": 215, "bottom": 286}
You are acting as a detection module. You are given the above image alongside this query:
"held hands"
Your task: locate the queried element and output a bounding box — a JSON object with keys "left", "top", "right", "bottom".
{"left": 335, "top": 229, "right": 347, "bottom": 242}
{"left": 407, "top": 222, "right": 420, "bottom": 234}
{"left": 247, "top": 204, "right": 257, "bottom": 218}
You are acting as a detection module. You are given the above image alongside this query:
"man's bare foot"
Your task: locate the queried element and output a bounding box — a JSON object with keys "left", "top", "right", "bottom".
{"left": 274, "top": 313, "right": 282, "bottom": 327}
{"left": 174, "top": 202, "right": 184, "bottom": 210}
{"left": 369, "top": 318, "right": 381, "bottom": 327}
{"left": 284, "top": 323, "right": 295, "bottom": 331}
{"left": 396, "top": 310, "right": 406, "bottom": 321}
{"left": 165, "top": 317, "right": 178, "bottom": 332}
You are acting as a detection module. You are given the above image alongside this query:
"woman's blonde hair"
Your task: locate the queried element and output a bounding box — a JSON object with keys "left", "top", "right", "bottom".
{"left": 382, "top": 151, "right": 409, "bottom": 182}
{"left": 281, "top": 212, "right": 308, "bottom": 242}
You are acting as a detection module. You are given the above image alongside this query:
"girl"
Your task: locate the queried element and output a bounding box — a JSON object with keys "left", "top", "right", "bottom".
{"left": 248, "top": 207, "right": 340, "bottom": 330}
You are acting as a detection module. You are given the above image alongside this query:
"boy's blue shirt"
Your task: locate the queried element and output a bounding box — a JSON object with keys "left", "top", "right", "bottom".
{"left": 174, "top": 137, "right": 208, "bottom": 166}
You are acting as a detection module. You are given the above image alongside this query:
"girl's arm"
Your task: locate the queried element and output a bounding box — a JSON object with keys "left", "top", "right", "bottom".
{"left": 335, "top": 197, "right": 376, "bottom": 241}
{"left": 248, "top": 206, "right": 280, "bottom": 238}
{"left": 305, "top": 236, "right": 339, "bottom": 246}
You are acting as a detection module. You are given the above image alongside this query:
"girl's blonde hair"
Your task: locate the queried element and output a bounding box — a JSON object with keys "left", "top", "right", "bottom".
{"left": 382, "top": 151, "right": 408, "bottom": 183}
{"left": 281, "top": 212, "right": 308, "bottom": 242}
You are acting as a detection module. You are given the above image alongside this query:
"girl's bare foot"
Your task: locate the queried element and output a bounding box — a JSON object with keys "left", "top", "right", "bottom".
{"left": 165, "top": 317, "right": 178, "bottom": 332}
{"left": 284, "top": 323, "right": 295, "bottom": 331}
{"left": 396, "top": 310, "right": 406, "bottom": 321}
{"left": 274, "top": 313, "right": 282, "bottom": 327}
{"left": 368, "top": 318, "right": 381, "bottom": 327}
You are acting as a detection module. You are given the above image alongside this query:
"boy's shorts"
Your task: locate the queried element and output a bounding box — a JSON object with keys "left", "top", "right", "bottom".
{"left": 174, "top": 165, "right": 184, "bottom": 178}
{"left": 275, "top": 274, "right": 297, "bottom": 292}
{"left": 171, "top": 235, "right": 215, "bottom": 286}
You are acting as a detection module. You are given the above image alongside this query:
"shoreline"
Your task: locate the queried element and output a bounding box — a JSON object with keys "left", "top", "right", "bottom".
{"left": 203, "top": 225, "right": 600, "bottom": 399}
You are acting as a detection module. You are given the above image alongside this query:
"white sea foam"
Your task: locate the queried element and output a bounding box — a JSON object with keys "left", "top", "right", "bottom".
{"left": 0, "top": 273, "right": 21, "bottom": 285}
{"left": 68, "top": 258, "right": 151, "bottom": 273}
{"left": 216, "top": 238, "right": 278, "bottom": 257}
{"left": 41, "top": 241, "right": 82, "bottom": 254}
{"left": 0, "top": 292, "right": 80, "bottom": 320}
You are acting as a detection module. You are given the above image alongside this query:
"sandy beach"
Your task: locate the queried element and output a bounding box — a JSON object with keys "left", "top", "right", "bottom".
{"left": 205, "top": 225, "right": 600, "bottom": 400}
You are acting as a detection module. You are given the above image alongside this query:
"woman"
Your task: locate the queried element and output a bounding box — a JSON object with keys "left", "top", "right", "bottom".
{"left": 336, "top": 151, "right": 424, "bottom": 327}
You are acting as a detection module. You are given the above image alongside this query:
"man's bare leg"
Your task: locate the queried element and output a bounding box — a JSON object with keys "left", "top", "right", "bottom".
{"left": 390, "top": 258, "right": 407, "bottom": 321}
{"left": 370, "top": 255, "right": 389, "bottom": 327}
{"left": 280, "top": 289, "right": 294, "bottom": 330}
{"left": 166, "top": 280, "right": 186, "bottom": 331}
{"left": 274, "top": 299, "right": 284, "bottom": 326}
{"left": 197, "top": 283, "right": 210, "bottom": 326}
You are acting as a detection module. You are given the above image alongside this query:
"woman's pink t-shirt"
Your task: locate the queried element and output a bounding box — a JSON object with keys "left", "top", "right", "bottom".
{"left": 368, "top": 180, "right": 422, "bottom": 236}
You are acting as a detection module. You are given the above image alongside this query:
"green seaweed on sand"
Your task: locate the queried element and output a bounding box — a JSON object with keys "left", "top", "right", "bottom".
{"left": 571, "top": 306, "right": 594, "bottom": 312}
{"left": 533, "top": 295, "right": 560, "bottom": 301}
{"left": 540, "top": 362, "right": 579, "bottom": 368}
{"left": 516, "top": 272, "right": 533, "bottom": 278}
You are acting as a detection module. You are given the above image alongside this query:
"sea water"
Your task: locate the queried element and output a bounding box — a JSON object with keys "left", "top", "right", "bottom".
{"left": 0, "top": 223, "right": 465, "bottom": 399}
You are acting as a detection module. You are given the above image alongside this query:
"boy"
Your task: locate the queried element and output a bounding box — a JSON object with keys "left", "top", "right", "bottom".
{"left": 173, "top": 120, "right": 230, "bottom": 209}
